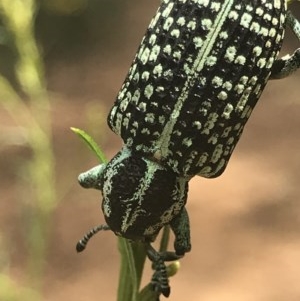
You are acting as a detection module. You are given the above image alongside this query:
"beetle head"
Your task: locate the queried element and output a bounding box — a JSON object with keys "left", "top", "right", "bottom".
{"left": 78, "top": 147, "right": 188, "bottom": 242}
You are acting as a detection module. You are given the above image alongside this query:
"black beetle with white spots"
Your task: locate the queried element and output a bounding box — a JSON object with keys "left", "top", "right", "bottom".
{"left": 76, "top": 0, "right": 300, "bottom": 298}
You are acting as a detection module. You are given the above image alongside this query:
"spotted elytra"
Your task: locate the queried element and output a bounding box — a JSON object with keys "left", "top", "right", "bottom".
{"left": 76, "top": 0, "right": 300, "bottom": 298}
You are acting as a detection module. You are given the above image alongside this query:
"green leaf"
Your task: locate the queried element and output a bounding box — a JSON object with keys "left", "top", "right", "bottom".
{"left": 70, "top": 127, "right": 107, "bottom": 163}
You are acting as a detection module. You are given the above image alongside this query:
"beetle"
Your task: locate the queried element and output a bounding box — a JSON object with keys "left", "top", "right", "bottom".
{"left": 76, "top": 0, "right": 300, "bottom": 297}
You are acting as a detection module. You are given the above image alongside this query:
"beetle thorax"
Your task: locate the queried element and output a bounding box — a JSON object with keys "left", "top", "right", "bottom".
{"left": 100, "top": 148, "right": 189, "bottom": 241}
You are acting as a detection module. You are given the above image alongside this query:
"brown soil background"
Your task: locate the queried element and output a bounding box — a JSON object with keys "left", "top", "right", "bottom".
{"left": 1, "top": 1, "right": 300, "bottom": 301}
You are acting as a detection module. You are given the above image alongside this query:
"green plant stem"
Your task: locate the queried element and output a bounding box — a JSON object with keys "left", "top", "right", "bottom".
{"left": 118, "top": 240, "right": 147, "bottom": 301}
{"left": 159, "top": 226, "right": 171, "bottom": 253}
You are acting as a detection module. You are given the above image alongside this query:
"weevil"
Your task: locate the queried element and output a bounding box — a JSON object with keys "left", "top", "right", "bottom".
{"left": 76, "top": 0, "right": 300, "bottom": 298}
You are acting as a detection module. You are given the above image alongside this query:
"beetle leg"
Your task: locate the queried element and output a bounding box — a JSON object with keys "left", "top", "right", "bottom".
{"left": 270, "top": 11, "right": 300, "bottom": 79}
{"left": 287, "top": 10, "right": 300, "bottom": 41}
{"left": 146, "top": 242, "right": 183, "bottom": 297}
{"left": 170, "top": 207, "right": 192, "bottom": 256}
{"left": 270, "top": 49, "right": 300, "bottom": 79}
{"left": 146, "top": 243, "right": 172, "bottom": 297}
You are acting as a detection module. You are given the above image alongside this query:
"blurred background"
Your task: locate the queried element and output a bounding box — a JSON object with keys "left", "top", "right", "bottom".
{"left": 0, "top": 1, "right": 300, "bottom": 300}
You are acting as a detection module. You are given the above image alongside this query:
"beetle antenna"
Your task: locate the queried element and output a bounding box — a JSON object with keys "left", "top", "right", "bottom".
{"left": 76, "top": 224, "right": 110, "bottom": 252}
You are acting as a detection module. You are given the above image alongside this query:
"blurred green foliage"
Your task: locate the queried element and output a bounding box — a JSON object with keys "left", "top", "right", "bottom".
{"left": 0, "top": 1, "right": 149, "bottom": 300}
{"left": 0, "top": 0, "right": 127, "bottom": 92}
